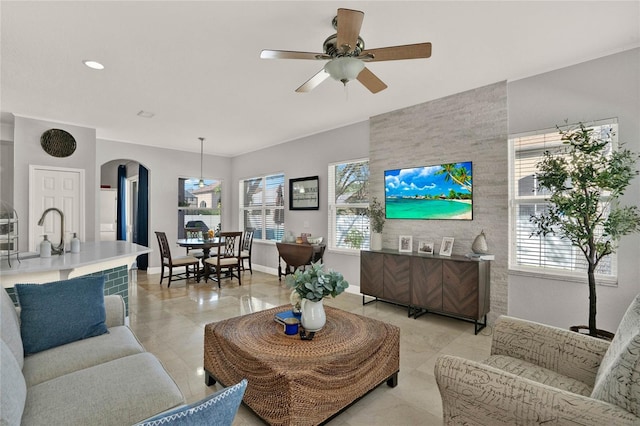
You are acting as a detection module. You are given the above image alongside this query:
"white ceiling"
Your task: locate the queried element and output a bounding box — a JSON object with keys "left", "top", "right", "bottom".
{"left": 2, "top": 1, "right": 639, "bottom": 157}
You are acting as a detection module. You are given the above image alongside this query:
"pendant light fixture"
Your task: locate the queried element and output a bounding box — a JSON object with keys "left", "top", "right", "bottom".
{"left": 198, "top": 137, "right": 205, "bottom": 188}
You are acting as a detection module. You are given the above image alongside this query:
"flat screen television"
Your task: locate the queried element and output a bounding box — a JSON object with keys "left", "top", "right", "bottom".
{"left": 384, "top": 162, "right": 473, "bottom": 220}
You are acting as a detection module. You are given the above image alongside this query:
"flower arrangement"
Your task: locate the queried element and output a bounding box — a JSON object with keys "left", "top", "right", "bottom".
{"left": 285, "top": 262, "right": 349, "bottom": 303}
{"left": 368, "top": 197, "right": 385, "bottom": 233}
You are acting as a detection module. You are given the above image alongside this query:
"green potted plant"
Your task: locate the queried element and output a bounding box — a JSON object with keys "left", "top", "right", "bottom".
{"left": 285, "top": 262, "right": 349, "bottom": 332}
{"left": 368, "top": 197, "right": 385, "bottom": 250}
{"left": 531, "top": 122, "right": 640, "bottom": 338}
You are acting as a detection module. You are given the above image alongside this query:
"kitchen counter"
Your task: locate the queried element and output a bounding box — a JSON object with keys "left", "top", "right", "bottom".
{"left": 1, "top": 241, "right": 150, "bottom": 288}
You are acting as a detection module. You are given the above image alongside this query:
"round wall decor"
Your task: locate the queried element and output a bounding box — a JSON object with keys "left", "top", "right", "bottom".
{"left": 40, "top": 129, "right": 76, "bottom": 158}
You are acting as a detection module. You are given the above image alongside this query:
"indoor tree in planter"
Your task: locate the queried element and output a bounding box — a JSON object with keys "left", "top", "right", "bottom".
{"left": 368, "top": 197, "right": 385, "bottom": 250}
{"left": 531, "top": 122, "right": 640, "bottom": 338}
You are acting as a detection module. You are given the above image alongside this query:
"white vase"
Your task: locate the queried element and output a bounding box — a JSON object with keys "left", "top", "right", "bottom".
{"left": 472, "top": 230, "right": 489, "bottom": 254}
{"left": 300, "top": 299, "right": 326, "bottom": 332}
{"left": 371, "top": 232, "right": 382, "bottom": 251}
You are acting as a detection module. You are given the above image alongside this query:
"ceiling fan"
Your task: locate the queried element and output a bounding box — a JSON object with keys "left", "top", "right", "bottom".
{"left": 260, "top": 8, "right": 432, "bottom": 94}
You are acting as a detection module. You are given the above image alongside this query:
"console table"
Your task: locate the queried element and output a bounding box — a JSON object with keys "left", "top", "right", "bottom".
{"left": 276, "top": 242, "right": 325, "bottom": 280}
{"left": 360, "top": 249, "right": 490, "bottom": 334}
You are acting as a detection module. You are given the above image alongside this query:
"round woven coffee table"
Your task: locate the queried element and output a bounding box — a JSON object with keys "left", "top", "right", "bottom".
{"left": 204, "top": 305, "right": 400, "bottom": 426}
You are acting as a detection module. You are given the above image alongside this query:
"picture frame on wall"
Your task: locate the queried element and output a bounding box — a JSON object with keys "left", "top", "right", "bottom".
{"left": 289, "top": 176, "right": 319, "bottom": 210}
{"left": 418, "top": 241, "right": 434, "bottom": 254}
{"left": 399, "top": 235, "right": 413, "bottom": 253}
{"left": 439, "top": 237, "right": 454, "bottom": 256}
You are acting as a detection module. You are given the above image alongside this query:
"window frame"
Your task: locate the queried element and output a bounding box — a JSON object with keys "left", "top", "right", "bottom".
{"left": 327, "top": 158, "right": 370, "bottom": 254}
{"left": 177, "top": 177, "right": 222, "bottom": 239}
{"left": 508, "top": 119, "right": 619, "bottom": 285}
{"left": 238, "top": 172, "right": 285, "bottom": 243}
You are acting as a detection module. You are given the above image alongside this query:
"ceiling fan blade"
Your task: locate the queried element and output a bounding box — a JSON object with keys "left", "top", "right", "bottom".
{"left": 260, "top": 49, "right": 329, "bottom": 60}
{"left": 360, "top": 42, "right": 432, "bottom": 62}
{"left": 336, "top": 8, "right": 364, "bottom": 54}
{"left": 357, "top": 67, "right": 387, "bottom": 94}
{"left": 295, "top": 69, "right": 330, "bottom": 93}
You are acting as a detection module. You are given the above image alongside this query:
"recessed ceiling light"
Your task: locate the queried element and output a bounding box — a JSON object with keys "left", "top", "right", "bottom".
{"left": 83, "top": 60, "right": 104, "bottom": 70}
{"left": 137, "top": 110, "right": 155, "bottom": 118}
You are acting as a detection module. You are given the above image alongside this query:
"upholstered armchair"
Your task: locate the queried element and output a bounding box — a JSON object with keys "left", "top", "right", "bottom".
{"left": 435, "top": 294, "right": 640, "bottom": 425}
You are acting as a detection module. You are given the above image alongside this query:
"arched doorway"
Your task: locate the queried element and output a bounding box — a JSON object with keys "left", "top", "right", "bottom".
{"left": 100, "top": 159, "right": 150, "bottom": 270}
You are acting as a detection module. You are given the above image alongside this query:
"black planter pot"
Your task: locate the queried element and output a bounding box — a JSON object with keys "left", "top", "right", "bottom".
{"left": 569, "top": 325, "right": 615, "bottom": 341}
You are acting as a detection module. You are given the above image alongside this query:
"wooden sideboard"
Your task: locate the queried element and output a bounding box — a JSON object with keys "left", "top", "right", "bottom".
{"left": 360, "top": 249, "right": 490, "bottom": 334}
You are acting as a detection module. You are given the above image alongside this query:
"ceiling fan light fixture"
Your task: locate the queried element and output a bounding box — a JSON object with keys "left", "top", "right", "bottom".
{"left": 324, "top": 57, "right": 365, "bottom": 85}
{"left": 261, "top": 8, "right": 430, "bottom": 94}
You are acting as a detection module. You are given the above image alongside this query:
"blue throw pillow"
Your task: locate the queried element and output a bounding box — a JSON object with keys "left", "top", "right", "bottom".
{"left": 136, "top": 379, "right": 247, "bottom": 426}
{"left": 16, "top": 276, "right": 108, "bottom": 355}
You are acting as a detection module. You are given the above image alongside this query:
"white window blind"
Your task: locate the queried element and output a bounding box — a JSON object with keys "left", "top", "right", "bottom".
{"left": 509, "top": 120, "right": 618, "bottom": 281}
{"left": 328, "top": 159, "right": 370, "bottom": 251}
{"left": 239, "top": 173, "right": 284, "bottom": 241}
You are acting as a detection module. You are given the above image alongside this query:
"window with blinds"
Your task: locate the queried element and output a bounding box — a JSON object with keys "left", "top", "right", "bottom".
{"left": 509, "top": 120, "right": 618, "bottom": 281}
{"left": 239, "top": 173, "right": 285, "bottom": 242}
{"left": 327, "top": 159, "right": 370, "bottom": 251}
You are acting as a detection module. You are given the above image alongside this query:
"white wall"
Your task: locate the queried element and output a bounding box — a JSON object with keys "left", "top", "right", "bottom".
{"left": 0, "top": 139, "right": 13, "bottom": 204}
{"left": 96, "top": 139, "right": 232, "bottom": 270}
{"left": 100, "top": 160, "right": 141, "bottom": 189}
{"left": 230, "top": 121, "right": 369, "bottom": 287}
{"left": 507, "top": 48, "right": 640, "bottom": 331}
{"left": 12, "top": 116, "right": 97, "bottom": 250}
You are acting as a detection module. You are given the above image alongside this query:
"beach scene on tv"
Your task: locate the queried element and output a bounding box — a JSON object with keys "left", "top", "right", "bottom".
{"left": 384, "top": 162, "right": 472, "bottom": 220}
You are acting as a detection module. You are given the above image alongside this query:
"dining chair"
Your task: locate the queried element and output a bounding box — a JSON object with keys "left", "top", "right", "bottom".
{"left": 240, "top": 229, "right": 255, "bottom": 274}
{"left": 155, "top": 231, "right": 200, "bottom": 287}
{"left": 184, "top": 226, "right": 205, "bottom": 273}
{"left": 184, "top": 226, "right": 203, "bottom": 240}
{"left": 204, "top": 231, "right": 243, "bottom": 288}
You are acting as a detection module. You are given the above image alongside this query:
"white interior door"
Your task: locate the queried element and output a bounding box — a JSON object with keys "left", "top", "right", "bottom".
{"left": 29, "top": 166, "right": 84, "bottom": 252}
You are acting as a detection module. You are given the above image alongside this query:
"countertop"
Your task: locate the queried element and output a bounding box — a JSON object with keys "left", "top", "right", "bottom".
{"left": 0, "top": 241, "right": 151, "bottom": 277}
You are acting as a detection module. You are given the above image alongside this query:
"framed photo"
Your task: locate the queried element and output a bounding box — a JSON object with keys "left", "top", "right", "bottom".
{"left": 439, "top": 237, "right": 454, "bottom": 256}
{"left": 289, "top": 176, "right": 319, "bottom": 210}
{"left": 399, "top": 235, "right": 413, "bottom": 253}
{"left": 418, "top": 241, "right": 434, "bottom": 254}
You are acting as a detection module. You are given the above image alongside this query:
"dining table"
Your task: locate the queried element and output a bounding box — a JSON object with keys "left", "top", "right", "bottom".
{"left": 176, "top": 238, "right": 222, "bottom": 282}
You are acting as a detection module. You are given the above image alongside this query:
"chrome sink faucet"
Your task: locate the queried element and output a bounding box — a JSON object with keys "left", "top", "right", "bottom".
{"left": 37, "top": 207, "right": 65, "bottom": 255}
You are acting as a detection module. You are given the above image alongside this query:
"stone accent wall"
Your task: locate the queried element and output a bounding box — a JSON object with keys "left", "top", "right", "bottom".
{"left": 369, "top": 81, "right": 508, "bottom": 322}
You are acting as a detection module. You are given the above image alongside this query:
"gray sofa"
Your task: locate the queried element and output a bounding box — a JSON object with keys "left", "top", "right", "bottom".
{"left": 1, "top": 287, "right": 186, "bottom": 426}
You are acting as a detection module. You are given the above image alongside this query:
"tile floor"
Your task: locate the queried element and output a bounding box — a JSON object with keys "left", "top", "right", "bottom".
{"left": 129, "top": 269, "right": 493, "bottom": 425}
